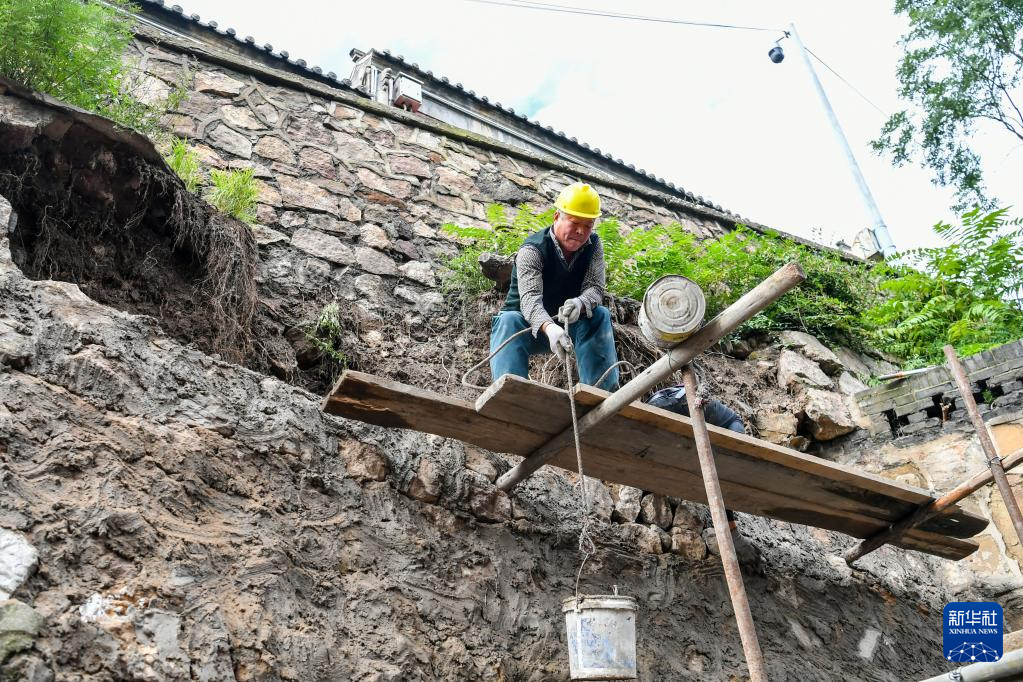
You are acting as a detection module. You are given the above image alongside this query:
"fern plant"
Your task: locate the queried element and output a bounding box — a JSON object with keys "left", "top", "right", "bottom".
{"left": 205, "top": 168, "right": 258, "bottom": 224}
{"left": 865, "top": 207, "right": 1023, "bottom": 367}
{"left": 440, "top": 204, "right": 555, "bottom": 301}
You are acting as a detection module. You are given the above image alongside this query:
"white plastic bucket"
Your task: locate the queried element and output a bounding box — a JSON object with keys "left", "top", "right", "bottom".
{"left": 562, "top": 595, "right": 638, "bottom": 680}
{"left": 638, "top": 275, "right": 705, "bottom": 348}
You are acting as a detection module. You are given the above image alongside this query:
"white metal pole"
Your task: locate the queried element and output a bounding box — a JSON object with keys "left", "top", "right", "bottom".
{"left": 788, "top": 22, "right": 896, "bottom": 257}
{"left": 916, "top": 649, "right": 1023, "bottom": 682}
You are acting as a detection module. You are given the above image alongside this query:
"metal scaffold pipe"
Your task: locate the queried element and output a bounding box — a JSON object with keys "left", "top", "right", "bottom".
{"left": 916, "top": 649, "right": 1023, "bottom": 682}
{"left": 682, "top": 367, "right": 768, "bottom": 682}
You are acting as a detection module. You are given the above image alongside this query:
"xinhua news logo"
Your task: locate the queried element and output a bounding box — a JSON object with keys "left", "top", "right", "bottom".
{"left": 943, "top": 602, "right": 1003, "bottom": 663}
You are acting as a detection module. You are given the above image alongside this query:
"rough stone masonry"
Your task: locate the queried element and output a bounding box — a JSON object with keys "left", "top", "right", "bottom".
{"left": 0, "top": 179, "right": 992, "bottom": 681}
{"left": 0, "top": 17, "right": 1019, "bottom": 682}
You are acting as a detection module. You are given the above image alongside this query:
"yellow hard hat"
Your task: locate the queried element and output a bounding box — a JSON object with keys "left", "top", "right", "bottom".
{"left": 555, "top": 182, "right": 601, "bottom": 219}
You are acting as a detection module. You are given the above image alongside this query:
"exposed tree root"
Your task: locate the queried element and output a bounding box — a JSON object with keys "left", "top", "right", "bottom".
{"left": 0, "top": 83, "right": 257, "bottom": 364}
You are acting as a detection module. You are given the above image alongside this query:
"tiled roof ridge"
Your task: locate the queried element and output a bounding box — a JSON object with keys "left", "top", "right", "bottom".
{"left": 359, "top": 47, "right": 734, "bottom": 216}
{"left": 136, "top": 0, "right": 360, "bottom": 92}
{"left": 132, "top": 4, "right": 863, "bottom": 262}
{"left": 135, "top": 0, "right": 739, "bottom": 219}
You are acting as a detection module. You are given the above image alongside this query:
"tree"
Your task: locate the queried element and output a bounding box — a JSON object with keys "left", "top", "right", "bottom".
{"left": 873, "top": 0, "right": 1023, "bottom": 210}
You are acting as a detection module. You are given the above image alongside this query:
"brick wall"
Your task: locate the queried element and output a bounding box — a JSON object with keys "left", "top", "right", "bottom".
{"left": 855, "top": 340, "right": 1023, "bottom": 445}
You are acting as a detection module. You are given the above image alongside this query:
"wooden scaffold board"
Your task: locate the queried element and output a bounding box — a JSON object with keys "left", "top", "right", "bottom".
{"left": 323, "top": 371, "right": 987, "bottom": 560}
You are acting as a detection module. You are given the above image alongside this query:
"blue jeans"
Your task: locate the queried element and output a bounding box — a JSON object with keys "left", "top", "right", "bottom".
{"left": 489, "top": 306, "right": 620, "bottom": 390}
{"left": 646, "top": 388, "right": 746, "bottom": 434}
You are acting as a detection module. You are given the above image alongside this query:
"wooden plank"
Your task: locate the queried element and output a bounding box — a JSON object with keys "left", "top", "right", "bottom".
{"left": 325, "top": 372, "right": 618, "bottom": 468}
{"left": 571, "top": 385, "right": 987, "bottom": 539}
{"left": 323, "top": 371, "right": 982, "bottom": 560}
{"left": 476, "top": 374, "right": 582, "bottom": 434}
{"left": 475, "top": 377, "right": 984, "bottom": 557}
{"left": 322, "top": 371, "right": 547, "bottom": 455}
{"left": 543, "top": 440, "right": 976, "bottom": 559}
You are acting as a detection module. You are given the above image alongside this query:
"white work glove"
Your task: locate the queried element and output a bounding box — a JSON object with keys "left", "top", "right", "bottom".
{"left": 543, "top": 322, "right": 574, "bottom": 363}
{"left": 558, "top": 297, "right": 592, "bottom": 325}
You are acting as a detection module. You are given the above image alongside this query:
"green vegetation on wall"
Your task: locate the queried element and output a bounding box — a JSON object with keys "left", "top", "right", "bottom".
{"left": 866, "top": 207, "right": 1023, "bottom": 368}
{"left": 206, "top": 168, "right": 259, "bottom": 225}
{"left": 0, "top": 0, "right": 179, "bottom": 136}
{"left": 442, "top": 203, "right": 1023, "bottom": 367}
{"left": 306, "top": 302, "right": 348, "bottom": 367}
{"left": 165, "top": 138, "right": 203, "bottom": 192}
{"left": 596, "top": 220, "right": 882, "bottom": 348}
{"left": 441, "top": 204, "right": 555, "bottom": 307}
{"left": 164, "top": 140, "right": 259, "bottom": 224}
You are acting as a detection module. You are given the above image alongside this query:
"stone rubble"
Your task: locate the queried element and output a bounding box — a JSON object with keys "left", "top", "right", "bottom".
{"left": 610, "top": 484, "right": 643, "bottom": 523}
{"left": 800, "top": 387, "right": 858, "bottom": 441}
{"left": 639, "top": 493, "right": 674, "bottom": 530}
{"left": 0, "top": 531, "right": 37, "bottom": 601}
{"left": 777, "top": 349, "right": 834, "bottom": 391}
{"left": 779, "top": 330, "right": 844, "bottom": 375}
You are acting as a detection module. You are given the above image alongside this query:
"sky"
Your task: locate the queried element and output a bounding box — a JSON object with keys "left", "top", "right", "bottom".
{"left": 169, "top": 0, "right": 1023, "bottom": 252}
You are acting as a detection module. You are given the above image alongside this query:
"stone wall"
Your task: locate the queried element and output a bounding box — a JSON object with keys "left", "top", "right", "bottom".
{"left": 126, "top": 31, "right": 734, "bottom": 397}
{"left": 0, "top": 181, "right": 1002, "bottom": 681}
{"left": 828, "top": 341, "right": 1023, "bottom": 625}
{"left": 728, "top": 328, "right": 1023, "bottom": 622}
{"left": 130, "top": 24, "right": 1023, "bottom": 668}
{"left": 835, "top": 419, "right": 1023, "bottom": 628}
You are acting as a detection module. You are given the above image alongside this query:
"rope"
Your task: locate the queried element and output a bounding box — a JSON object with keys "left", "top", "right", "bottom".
{"left": 461, "top": 315, "right": 599, "bottom": 598}
{"left": 593, "top": 359, "right": 637, "bottom": 392}
{"left": 562, "top": 330, "right": 597, "bottom": 599}
{"left": 461, "top": 327, "right": 533, "bottom": 390}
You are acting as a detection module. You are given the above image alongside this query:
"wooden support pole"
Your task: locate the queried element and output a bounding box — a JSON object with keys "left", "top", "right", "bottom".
{"left": 845, "top": 446, "right": 1023, "bottom": 564}
{"left": 682, "top": 367, "right": 768, "bottom": 682}
{"left": 496, "top": 262, "right": 807, "bottom": 492}
{"left": 944, "top": 345, "right": 1023, "bottom": 551}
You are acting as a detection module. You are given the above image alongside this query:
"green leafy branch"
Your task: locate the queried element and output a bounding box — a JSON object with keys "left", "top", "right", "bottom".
{"left": 0, "top": 0, "right": 186, "bottom": 139}
{"left": 441, "top": 204, "right": 887, "bottom": 350}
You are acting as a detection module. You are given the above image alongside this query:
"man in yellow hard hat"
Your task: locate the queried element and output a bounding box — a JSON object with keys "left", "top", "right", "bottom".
{"left": 489, "top": 182, "right": 620, "bottom": 390}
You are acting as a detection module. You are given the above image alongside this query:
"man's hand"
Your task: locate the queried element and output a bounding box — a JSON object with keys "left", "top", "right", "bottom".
{"left": 558, "top": 297, "right": 592, "bottom": 325}
{"left": 543, "top": 322, "right": 574, "bottom": 362}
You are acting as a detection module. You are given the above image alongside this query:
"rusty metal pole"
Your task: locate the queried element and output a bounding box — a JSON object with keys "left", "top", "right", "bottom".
{"left": 944, "top": 345, "right": 1023, "bottom": 549}
{"left": 682, "top": 367, "right": 768, "bottom": 682}
{"left": 845, "top": 446, "right": 1023, "bottom": 564}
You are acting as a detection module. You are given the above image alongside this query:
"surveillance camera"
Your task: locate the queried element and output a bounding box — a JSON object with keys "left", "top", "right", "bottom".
{"left": 768, "top": 46, "right": 785, "bottom": 63}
